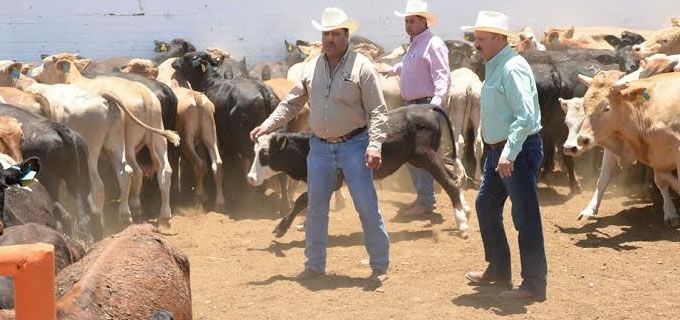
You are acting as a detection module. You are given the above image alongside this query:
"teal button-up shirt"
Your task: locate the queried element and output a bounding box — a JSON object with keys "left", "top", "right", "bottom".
{"left": 480, "top": 45, "right": 542, "bottom": 161}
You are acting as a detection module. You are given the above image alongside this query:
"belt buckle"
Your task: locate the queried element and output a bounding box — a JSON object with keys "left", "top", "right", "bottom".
{"left": 326, "top": 136, "right": 343, "bottom": 143}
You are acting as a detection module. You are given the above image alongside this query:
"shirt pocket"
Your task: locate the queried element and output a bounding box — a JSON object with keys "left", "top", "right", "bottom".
{"left": 481, "top": 81, "right": 505, "bottom": 108}
{"left": 335, "top": 72, "right": 361, "bottom": 105}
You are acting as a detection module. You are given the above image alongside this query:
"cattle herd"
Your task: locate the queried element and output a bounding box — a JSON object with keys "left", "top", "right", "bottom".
{"left": 0, "top": 17, "right": 679, "bottom": 319}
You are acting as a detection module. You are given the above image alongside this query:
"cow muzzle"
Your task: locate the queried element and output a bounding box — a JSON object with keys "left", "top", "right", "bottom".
{"left": 562, "top": 143, "right": 582, "bottom": 156}
{"left": 577, "top": 135, "right": 593, "bottom": 148}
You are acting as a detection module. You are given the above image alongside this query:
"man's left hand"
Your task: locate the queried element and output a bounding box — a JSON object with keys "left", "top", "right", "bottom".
{"left": 365, "top": 148, "right": 382, "bottom": 170}
{"left": 496, "top": 156, "right": 514, "bottom": 178}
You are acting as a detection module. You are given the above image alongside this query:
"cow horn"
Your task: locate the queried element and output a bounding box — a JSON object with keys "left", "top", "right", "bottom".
{"left": 612, "top": 78, "right": 630, "bottom": 91}
{"left": 577, "top": 74, "right": 593, "bottom": 87}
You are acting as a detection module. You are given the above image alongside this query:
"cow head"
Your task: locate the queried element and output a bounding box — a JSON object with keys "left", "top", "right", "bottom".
{"left": 20, "top": 62, "right": 37, "bottom": 76}
{"left": 206, "top": 47, "right": 231, "bottom": 64}
{"left": 283, "top": 40, "right": 308, "bottom": 67}
{"left": 171, "top": 52, "right": 216, "bottom": 89}
{"left": 0, "top": 60, "right": 23, "bottom": 86}
{"left": 633, "top": 23, "right": 680, "bottom": 59}
{"left": 120, "top": 58, "right": 159, "bottom": 79}
{"left": 247, "top": 133, "right": 279, "bottom": 186}
{"left": 444, "top": 40, "right": 483, "bottom": 76}
{"left": 543, "top": 26, "right": 575, "bottom": 50}
{"left": 154, "top": 38, "right": 197, "bottom": 61}
{"left": 296, "top": 41, "right": 323, "bottom": 62}
{"left": 639, "top": 55, "right": 679, "bottom": 78}
{"left": 516, "top": 27, "right": 538, "bottom": 53}
{"left": 559, "top": 97, "right": 587, "bottom": 156}
{"left": 0, "top": 156, "right": 41, "bottom": 234}
{"left": 32, "top": 54, "right": 89, "bottom": 84}
{"left": 605, "top": 31, "right": 646, "bottom": 73}
{"left": 0, "top": 116, "right": 24, "bottom": 162}
{"left": 576, "top": 70, "right": 634, "bottom": 151}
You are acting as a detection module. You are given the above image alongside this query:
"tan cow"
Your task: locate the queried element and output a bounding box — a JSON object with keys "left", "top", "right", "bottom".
{"left": 515, "top": 27, "right": 546, "bottom": 52}
{"left": 543, "top": 26, "right": 656, "bottom": 50}
{"left": 575, "top": 71, "right": 680, "bottom": 226}
{"left": 639, "top": 54, "right": 680, "bottom": 78}
{"left": 633, "top": 20, "right": 680, "bottom": 59}
{"left": 55, "top": 224, "right": 191, "bottom": 320}
{"left": 121, "top": 59, "right": 225, "bottom": 209}
{"left": 0, "top": 116, "right": 23, "bottom": 162}
{"left": 0, "top": 87, "right": 51, "bottom": 117}
{"left": 32, "top": 53, "right": 179, "bottom": 225}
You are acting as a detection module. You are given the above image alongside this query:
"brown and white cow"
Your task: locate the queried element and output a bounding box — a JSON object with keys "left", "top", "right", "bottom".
{"left": 55, "top": 224, "right": 191, "bottom": 320}
{"left": 121, "top": 59, "right": 225, "bottom": 209}
{"left": 574, "top": 71, "right": 680, "bottom": 226}
{"left": 32, "top": 54, "right": 179, "bottom": 226}
{"left": 632, "top": 20, "right": 680, "bottom": 59}
{"left": 516, "top": 27, "right": 546, "bottom": 53}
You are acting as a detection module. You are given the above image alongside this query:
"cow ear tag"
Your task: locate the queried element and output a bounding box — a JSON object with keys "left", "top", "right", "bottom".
{"left": 62, "top": 62, "right": 71, "bottom": 73}
{"left": 201, "top": 63, "right": 207, "bottom": 73}
{"left": 160, "top": 43, "right": 168, "bottom": 52}
{"left": 10, "top": 68, "right": 20, "bottom": 79}
{"left": 636, "top": 91, "right": 651, "bottom": 104}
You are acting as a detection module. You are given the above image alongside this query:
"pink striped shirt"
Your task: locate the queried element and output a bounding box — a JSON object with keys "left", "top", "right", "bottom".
{"left": 391, "top": 28, "right": 451, "bottom": 106}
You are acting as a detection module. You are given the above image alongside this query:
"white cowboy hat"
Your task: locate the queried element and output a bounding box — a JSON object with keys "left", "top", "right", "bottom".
{"left": 312, "top": 7, "right": 359, "bottom": 34}
{"left": 460, "top": 11, "right": 518, "bottom": 41}
{"left": 394, "top": 0, "right": 437, "bottom": 26}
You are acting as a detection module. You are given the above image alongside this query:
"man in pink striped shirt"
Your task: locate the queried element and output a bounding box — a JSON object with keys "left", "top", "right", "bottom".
{"left": 384, "top": 0, "right": 451, "bottom": 215}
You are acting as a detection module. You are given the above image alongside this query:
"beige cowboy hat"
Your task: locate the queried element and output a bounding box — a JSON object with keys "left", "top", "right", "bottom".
{"left": 394, "top": 0, "right": 438, "bottom": 26}
{"left": 312, "top": 7, "right": 359, "bottom": 34}
{"left": 460, "top": 11, "right": 519, "bottom": 41}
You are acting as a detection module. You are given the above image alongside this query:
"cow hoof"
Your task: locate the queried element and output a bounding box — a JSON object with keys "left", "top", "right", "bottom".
{"left": 273, "top": 219, "right": 293, "bottom": 238}
{"left": 459, "top": 230, "right": 469, "bottom": 239}
{"left": 570, "top": 184, "right": 583, "bottom": 195}
{"left": 158, "top": 218, "right": 171, "bottom": 229}
{"left": 295, "top": 224, "right": 305, "bottom": 232}
{"left": 577, "top": 209, "right": 597, "bottom": 221}
{"left": 0, "top": 222, "right": 4, "bottom": 235}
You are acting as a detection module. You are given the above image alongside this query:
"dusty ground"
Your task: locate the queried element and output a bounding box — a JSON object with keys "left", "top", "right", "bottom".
{"left": 163, "top": 173, "right": 680, "bottom": 320}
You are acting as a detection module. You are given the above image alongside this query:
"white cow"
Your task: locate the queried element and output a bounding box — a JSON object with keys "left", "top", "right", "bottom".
{"left": 446, "top": 67, "right": 483, "bottom": 181}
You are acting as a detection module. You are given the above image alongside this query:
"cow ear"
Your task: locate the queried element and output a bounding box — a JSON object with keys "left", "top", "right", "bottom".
{"left": 285, "top": 40, "right": 294, "bottom": 52}
{"left": 604, "top": 35, "right": 621, "bottom": 48}
{"left": 558, "top": 98, "right": 568, "bottom": 113}
{"left": 671, "top": 17, "right": 680, "bottom": 27}
{"left": 40, "top": 54, "right": 49, "bottom": 60}
{"left": 73, "top": 58, "right": 91, "bottom": 72}
{"left": 565, "top": 26, "right": 575, "bottom": 38}
{"left": 619, "top": 87, "right": 646, "bottom": 99}
{"left": 577, "top": 74, "right": 593, "bottom": 87}
{"left": 546, "top": 31, "right": 559, "bottom": 44}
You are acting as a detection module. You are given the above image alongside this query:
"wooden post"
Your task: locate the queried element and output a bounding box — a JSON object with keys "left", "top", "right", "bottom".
{"left": 0, "top": 243, "right": 56, "bottom": 320}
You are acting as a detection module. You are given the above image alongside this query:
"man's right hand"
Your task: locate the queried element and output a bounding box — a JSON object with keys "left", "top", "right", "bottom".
{"left": 250, "top": 125, "right": 269, "bottom": 142}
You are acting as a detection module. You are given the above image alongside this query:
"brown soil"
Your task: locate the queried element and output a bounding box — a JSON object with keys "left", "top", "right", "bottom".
{"left": 164, "top": 174, "right": 680, "bottom": 320}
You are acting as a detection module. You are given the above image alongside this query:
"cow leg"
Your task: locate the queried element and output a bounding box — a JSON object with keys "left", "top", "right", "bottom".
{"left": 562, "top": 152, "right": 582, "bottom": 194}
{"left": 85, "top": 135, "right": 106, "bottom": 231}
{"left": 200, "top": 114, "right": 225, "bottom": 211}
{"left": 274, "top": 192, "right": 308, "bottom": 238}
{"left": 470, "top": 100, "right": 484, "bottom": 182}
{"left": 541, "top": 136, "right": 556, "bottom": 180}
{"left": 152, "top": 135, "right": 173, "bottom": 224}
{"left": 181, "top": 135, "right": 206, "bottom": 206}
{"left": 331, "top": 189, "right": 346, "bottom": 211}
{"left": 411, "top": 150, "right": 470, "bottom": 237}
{"left": 653, "top": 170, "right": 680, "bottom": 227}
{"left": 579, "top": 149, "right": 618, "bottom": 220}
{"left": 277, "top": 174, "right": 291, "bottom": 213}
{"left": 126, "top": 142, "right": 143, "bottom": 225}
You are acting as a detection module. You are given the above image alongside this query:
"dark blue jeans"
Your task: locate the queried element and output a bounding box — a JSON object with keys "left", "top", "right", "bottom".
{"left": 475, "top": 134, "right": 547, "bottom": 297}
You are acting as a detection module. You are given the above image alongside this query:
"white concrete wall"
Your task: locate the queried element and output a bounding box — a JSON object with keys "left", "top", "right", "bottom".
{"left": 1, "top": 0, "right": 677, "bottom": 65}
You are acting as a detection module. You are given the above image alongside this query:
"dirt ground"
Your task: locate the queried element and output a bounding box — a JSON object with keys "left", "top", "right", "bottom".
{"left": 163, "top": 172, "right": 680, "bottom": 320}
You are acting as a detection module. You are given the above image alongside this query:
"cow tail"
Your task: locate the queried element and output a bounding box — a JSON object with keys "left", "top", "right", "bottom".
{"left": 33, "top": 92, "right": 53, "bottom": 120}
{"left": 100, "top": 92, "right": 180, "bottom": 146}
{"left": 432, "top": 106, "right": 468, "bottom": 183}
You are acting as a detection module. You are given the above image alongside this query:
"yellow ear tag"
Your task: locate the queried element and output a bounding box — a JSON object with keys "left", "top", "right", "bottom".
{"left": 636, "top": 91, "right": 651, "bottom": 104}
{"left": 201, "top": 64, "right": 207, "bottom": 73}
{"left": 160, "top": 43, "right": 168, "bottom": 52}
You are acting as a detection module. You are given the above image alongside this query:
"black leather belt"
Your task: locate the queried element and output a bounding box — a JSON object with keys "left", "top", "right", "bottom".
{"left": 488, "top": 133, "right": 539, "bottom": 150}
{"left": 405, "top": 96, "right": 433, "bottom": 105}
{"left": 319, "top": 126, "right": 367, "bottom": 144}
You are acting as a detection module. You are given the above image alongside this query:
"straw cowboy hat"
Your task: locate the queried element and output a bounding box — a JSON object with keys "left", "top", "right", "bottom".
{"left": 394, "top": 0, "right": 438, "bottom": 26}
{"left": 312, "top": 7, "right": 359, "bottom": 34}
{"left": 460, "top": 11, "right": 518, "bottom": 41}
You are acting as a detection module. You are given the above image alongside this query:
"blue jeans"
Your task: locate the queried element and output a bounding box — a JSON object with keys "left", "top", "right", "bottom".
{"left": 305, "top": 131, "right": 390, "bottom": 272}
{"left": 475, "top": 134, "right": 547, "bottom": 297}
{"left": 407, "top": 165, "right": 435, "bottom": 210}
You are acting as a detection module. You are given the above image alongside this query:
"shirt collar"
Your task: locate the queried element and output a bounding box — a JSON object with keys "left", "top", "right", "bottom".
{"left": 484, "top": 44, "right": 514, "bottom": 69}
{"left": 410, "top": 28, "right": 433, "bottom": 44}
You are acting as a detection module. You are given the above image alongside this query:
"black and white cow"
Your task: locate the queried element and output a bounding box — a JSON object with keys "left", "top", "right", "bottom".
{"left": 247, "top": 105, "right": 470, "bottom": 238}
{"left": 0, "top": 155, "right": 41, "bottom": 235}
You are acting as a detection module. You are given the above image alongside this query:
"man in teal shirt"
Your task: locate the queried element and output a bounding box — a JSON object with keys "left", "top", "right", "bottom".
{"left": 461, "top": 11, "right": 547, "bottom": 301}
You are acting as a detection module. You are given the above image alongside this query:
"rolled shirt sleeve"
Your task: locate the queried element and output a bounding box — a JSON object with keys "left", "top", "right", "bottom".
{"left": 360, "top": 63, "right": 389, "bottom": 151}
{"left": 500, "top": 68, "right": 539, "bottom": 161}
